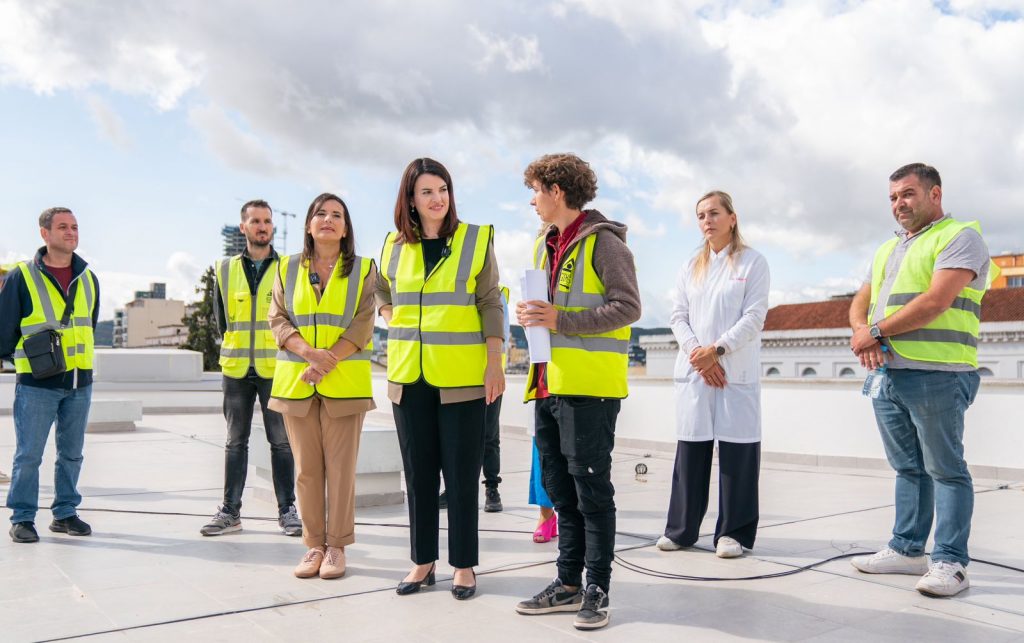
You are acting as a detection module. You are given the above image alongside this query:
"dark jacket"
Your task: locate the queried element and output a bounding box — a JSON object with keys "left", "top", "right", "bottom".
{"left": 0, "top": 247, "right": 100, "bottom": 389}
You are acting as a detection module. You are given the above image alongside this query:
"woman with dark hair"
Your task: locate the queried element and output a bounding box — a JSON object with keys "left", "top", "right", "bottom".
{"left": 268, "top": 193, "right": 377, "bottom": 579}
{"left": 656, "top": 190, "right": 770, "bottom": 559}
{"left": 377, "top": 158, "right": 505, "bottom": 600}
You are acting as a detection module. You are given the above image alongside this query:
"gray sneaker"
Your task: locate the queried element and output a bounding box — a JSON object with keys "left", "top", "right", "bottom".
{"left": 200, "top": 509, "right": 241, "bottom": 536}
{"left": 279, "top": 506, "right": 303, "bottom": 537}
{"left": 574, "top": 584, "right": 610, "bottom": 630}
{"left": 515, "top": 578, "right": 583, "bottom": 615}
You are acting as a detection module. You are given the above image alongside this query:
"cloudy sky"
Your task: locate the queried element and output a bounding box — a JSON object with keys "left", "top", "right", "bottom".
{"left": 2, "top": 0, "right": 1022, "bottom": 325}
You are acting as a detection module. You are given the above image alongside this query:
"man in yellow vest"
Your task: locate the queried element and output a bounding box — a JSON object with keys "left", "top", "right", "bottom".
{"left": 200, "top": 200, "right": 300, "bottom": 537}
{"left": 514, "top": 154, "right": 641, "bottom": 631}
{"left": 1, "top": 207, "right": 99, "bottom": 543}
{"left": 848, "top": 163, "right": 993, "bottom": 597}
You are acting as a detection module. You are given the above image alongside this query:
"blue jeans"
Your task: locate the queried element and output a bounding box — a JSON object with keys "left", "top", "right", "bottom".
{"left": 6, "top": 383, "right": 92, "bottom": 524}
{"left": 872, "top": 369, "right": 979, "bottom": 566}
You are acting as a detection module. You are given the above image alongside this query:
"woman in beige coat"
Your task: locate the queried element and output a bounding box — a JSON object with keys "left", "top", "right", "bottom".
{"left": 268, "top": 192, "right": 377, "bottom": 579}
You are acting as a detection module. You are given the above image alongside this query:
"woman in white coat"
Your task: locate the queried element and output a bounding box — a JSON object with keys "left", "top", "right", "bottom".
{"left": 657, "top": 190, "right": 770, "bottom": 558}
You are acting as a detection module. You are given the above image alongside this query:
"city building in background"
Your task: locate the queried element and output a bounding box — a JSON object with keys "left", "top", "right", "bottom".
{"left": 221, "top": 225, "right": 246, "bottom": 257}
{"left": 113, "top": 283, "right": 187, "bottom": 348}
{"left": 991, "top": 253, "right": 1024, "bottom": 289}
{"left": 642, "top": 288, "right": 1024, "bottom": 379}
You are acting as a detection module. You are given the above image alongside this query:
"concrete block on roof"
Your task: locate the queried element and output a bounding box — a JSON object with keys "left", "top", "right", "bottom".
{"left": 87, "top": 398, "right": 143, "bottom": 433}
{"left": 94, "top": 348, "right": 203, "bottom": 383}
{"left": 249, "top": 419, "right": 406, "bottom": 507}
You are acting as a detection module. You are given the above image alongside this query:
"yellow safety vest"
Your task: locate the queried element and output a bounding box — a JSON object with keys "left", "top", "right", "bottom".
{"left": 13, "top": 262, "right": 96, "bottom": 374}
{"left": 525, "top": 232, "right": 631, "bottom": 400}
{"left": 270, "top": 254, "right": 374, "bottom": 400}
{"left": 869, "top": 218, "right": 997, "bottom": 367}
{"left": 380, "top": 223, "right": 492, "bottom": 387}
{"left": 217, "top": 255, "right": 277, "bottom": 378}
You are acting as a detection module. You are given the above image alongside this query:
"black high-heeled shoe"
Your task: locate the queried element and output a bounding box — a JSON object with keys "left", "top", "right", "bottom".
{"left": 451, "top": 568, "right": 477, "bottom": 600}
{"left": 396, "top": 562, "right": 436, "bottom": 596}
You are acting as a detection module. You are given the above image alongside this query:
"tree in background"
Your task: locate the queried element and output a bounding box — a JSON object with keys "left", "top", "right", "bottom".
{"left": 181, "top": 265, "right": 220, "bottom": 371}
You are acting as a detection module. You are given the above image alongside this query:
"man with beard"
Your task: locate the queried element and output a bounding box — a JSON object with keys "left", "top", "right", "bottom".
{"left": 848, "top": 163, "right": 994, "bottom": 597}
{"left": 201, "top": 200, "right": 301, "bottom": 537}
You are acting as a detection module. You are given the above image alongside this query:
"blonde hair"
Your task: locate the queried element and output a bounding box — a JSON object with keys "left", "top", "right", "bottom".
{"left": 691, "top": 190, "right": 747, "bottom": 283}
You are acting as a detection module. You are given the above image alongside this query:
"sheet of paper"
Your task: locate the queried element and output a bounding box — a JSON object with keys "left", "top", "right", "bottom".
{"left": 520, "top": 269, "right": 551, "bottom": 363}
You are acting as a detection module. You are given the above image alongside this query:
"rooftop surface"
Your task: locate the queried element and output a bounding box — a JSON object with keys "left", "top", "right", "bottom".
{"left": 1, "top": 383, "right": 1023, "bottom": 642}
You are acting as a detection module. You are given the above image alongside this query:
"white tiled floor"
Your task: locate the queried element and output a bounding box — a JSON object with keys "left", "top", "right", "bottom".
{"left": 1, "top": 403, "right": 1022, "bottom": 642}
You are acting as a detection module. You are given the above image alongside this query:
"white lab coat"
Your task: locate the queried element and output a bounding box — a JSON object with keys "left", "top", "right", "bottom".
{"left": 670, "top": 245, "right": 770, "bottom": 443}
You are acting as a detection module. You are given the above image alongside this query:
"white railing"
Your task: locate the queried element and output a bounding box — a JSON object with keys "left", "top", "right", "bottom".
{"left": 471, "top": 374, "right": 1024, "bottom": 479}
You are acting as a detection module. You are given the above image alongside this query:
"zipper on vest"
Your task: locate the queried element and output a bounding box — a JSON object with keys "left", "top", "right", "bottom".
{"left": 67, "top": 272, "right": 83, "bottom": 390}
{"left": 417, "top": 238, "right": 454, "bottom": 381}
{"left": 249, "top": 285, "right": 257, "bottom": 368}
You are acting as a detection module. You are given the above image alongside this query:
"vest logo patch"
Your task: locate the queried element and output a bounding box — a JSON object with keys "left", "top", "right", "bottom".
{"left": 559, "top": 258, "right": 575, "bottom": 290}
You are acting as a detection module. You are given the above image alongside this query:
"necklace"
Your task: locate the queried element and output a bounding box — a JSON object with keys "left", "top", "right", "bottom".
{"left": 314, "top": 255, "right": 337, "bottom": 270}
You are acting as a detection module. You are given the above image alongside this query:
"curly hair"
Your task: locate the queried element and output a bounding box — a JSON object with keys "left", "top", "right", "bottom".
{"left": 523, "top": 153, "right": 598, "bottom": 210}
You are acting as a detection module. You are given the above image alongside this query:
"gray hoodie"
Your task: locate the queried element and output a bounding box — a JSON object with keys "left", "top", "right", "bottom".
{"left": 542, "top": 210, "right": 642, "bottom": 336}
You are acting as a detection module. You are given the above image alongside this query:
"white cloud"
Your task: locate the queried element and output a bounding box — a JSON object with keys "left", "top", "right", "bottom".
{"left": 493, "top": 229, "right": 537, "bottom": 305}
{"left": 188, "top": 104, "right": 294, "bottom": 177}
{"left": 85, "top": 93, "right": 132, "bottom": 150}
{"left": 624, "top": 213, "right": 667, "bottom": 238}
{"left": 3, "top": 0, "right": 1024, "bottom": 329}
{"left": 0, "top": 2, "right": 201, "bottom": 109}
{"left": 469, "top": 25, "right": 544, "bottom": 73}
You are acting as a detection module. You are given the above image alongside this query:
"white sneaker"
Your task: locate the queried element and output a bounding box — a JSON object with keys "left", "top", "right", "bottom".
{"left": 851, "top": 547, "right": 930, "bottom": 575}
{"left": 716, "top": 536, "right": 743, "bottom": 558}
{"left": 916, "top": 561, "right": 969, "bottom": 597}
{"left": 656, "top": 536, "right": 683, "bottom": 551}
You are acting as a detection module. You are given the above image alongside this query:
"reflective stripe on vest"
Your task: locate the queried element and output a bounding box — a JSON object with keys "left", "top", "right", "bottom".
{"left": 13, "top": 261, "right": 96, "bottom": 375}
{"left": 380, "top": 223, "right": 491, "bottom": 387}
{"left": 217, "top": 255, "right": 277, "bottom": 379}
{"left": 524, "top": 233, "right": 630, "bottom": 400}
{"left": 269, "top": 254, "right": 374, "bottom": 400}
{"left": 868, "top": 218, "right": 994, "bottom": 368}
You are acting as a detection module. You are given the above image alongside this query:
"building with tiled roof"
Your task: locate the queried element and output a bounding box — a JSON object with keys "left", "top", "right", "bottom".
{"left": 641, "top": 288, "right": 1024, "bottom": 379}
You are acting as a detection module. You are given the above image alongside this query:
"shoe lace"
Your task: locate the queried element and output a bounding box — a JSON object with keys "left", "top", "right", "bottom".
{"left": 534, "top": 579, "right": 563, "bottom": 601}
{"left": 324, "top": 548, "right": 341, "bottom": 566}
{"left": 303, "top": 548, "right": 323, "bottom": 563}
{"left": 581, "top": 586, "right": 605, "bottom": 611}
{"left": 282, "top": 508, "right": 298, "bottom": 523}
{"left": 929, "top": 561, "right": 960, "bottom": 580}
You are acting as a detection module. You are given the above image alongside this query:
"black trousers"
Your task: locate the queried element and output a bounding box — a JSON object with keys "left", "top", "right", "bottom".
{"left": 222, "top": 373, "right": 295, "bottom": 515}
{"left": 664, "top": 439, "right": 760, "bottom": 549}
{"left": 482, "top": 394, "right": 502, "bottom": 487}
{"left": 393, "top": 379, "right": 486, "bottom": 568}
{"left": 534, "top": 396, "right": 619, "bottom": 593}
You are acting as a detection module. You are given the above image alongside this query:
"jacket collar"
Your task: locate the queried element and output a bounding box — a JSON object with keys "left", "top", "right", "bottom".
{"left": 34, "top": 246, "right": 88, "bottom": 279}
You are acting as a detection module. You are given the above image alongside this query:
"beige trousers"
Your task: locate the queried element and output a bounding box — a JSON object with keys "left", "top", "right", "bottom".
{"left": 281, "top": 397, "right": 364, "bottom": 549}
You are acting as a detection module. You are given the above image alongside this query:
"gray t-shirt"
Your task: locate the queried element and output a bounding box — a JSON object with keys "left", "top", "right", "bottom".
{"left": 864, "top": 215, "right": 990, "bottom": 372}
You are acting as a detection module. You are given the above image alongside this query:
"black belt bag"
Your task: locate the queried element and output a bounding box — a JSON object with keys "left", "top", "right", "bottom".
{"left": 23, "top": 329, "right": 66, "bottom": 379}
{"left": 22, "top": 280, "right": 78, "bottom": 380}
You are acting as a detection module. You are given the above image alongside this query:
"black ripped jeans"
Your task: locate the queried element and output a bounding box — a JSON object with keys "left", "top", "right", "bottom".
{"left": 534, "top": 396, "right": 619, "bottom": 593}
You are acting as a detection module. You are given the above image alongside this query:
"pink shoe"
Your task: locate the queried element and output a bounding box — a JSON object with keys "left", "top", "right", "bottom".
{"left": 533, "top": 513, "right": 558, "bottom": 543}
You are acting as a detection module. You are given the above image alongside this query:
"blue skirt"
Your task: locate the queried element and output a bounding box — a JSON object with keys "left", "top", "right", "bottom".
{"left": 528, "top": 437, "right": 553, "bottom": 508}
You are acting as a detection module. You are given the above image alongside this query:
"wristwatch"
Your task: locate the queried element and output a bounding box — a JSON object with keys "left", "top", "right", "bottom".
{"left": 869, "top": 324, "right": 883, "bottom": 340}
{"left": 715, "top": 345, "right": 725, "bottom": 356}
